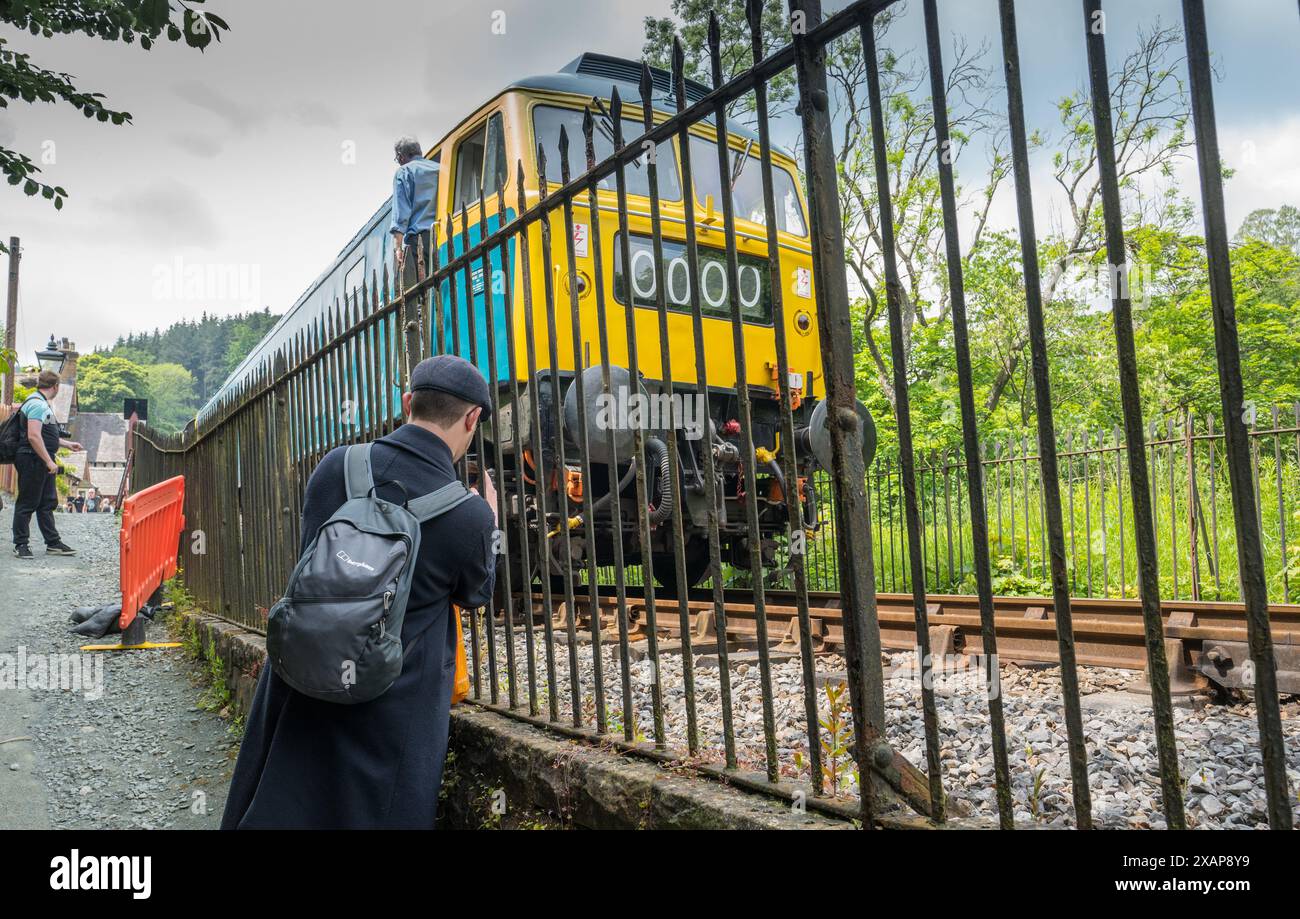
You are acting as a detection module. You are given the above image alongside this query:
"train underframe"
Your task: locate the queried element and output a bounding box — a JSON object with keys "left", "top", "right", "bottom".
{"left": 484, "top": 366, "right": 868, "bottom": 595}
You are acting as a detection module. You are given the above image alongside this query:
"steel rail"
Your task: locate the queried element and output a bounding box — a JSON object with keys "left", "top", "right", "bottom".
{"left": 519, "top": 589, "right": 1300, "bottom": 674}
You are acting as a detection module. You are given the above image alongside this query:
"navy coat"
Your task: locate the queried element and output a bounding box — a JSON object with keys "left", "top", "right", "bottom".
{"left": 221, "top": 424, "right": 496, "bottom": 829}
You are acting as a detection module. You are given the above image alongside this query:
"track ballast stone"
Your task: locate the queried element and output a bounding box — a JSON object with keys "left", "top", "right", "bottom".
{"left": 471, "top": 620, "right": 1300, "bottom": 829}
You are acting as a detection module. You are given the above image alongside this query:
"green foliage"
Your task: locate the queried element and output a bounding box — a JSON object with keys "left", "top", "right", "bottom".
{"left": 53, "top": 445, "right": 72, "bottom": 498}
{"left": 102, "top": 308, "right": 277, "bottom": 402}
{"left": 79, "top": 347, "right": 223, "bottom": 435}
{"left": 163, "top": 574, "right": 234, "bottom": 715}
{"left": 1236, "top": 205, "right": 1300, "bottom": 257}
{"left": 76, "top": 352, "right": 150, "bottom": 412}
{"left": 162, "top": 572, "right": 195, "bottom": 612}
{"left": 90, "top": 308, "right": 279, "bottom": 432}
{"left": 1133, "top": 230, "right": 1300, "bottom": 417}
{"left": 817, "top": 681, "right": 857, "bottom": 796}
{"left": 0, "top": 1, "right": 229, "bottom": 227}
{"left": 144, "top": 362, "right": 197, "bottom": 432}
{"left": 642, "top": 0, "right": 795, "bottom": 124}
{"left": 979, "top": 557, "right": 1053, "bottom": 598}
{"left": 1026, "top": 746, "right": 1048, "bottom": 823}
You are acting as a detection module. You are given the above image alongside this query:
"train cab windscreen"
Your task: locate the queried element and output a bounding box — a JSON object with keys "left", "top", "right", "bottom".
{"left": 686, "top": 135, "right": 806, "bottom": 237}
{"left": 532, "top": 104, "right": 681, "bottom": 201}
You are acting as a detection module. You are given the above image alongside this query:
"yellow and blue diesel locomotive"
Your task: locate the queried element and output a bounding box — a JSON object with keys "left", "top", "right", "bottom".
{"left": 201, "top": 53, "right": 873, "bottom": 588}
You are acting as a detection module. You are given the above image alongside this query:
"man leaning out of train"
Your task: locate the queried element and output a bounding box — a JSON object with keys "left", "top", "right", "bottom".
{"left": 220, "top": 353, "right": 498, "bottom": 829}
{"left": 391, "top": 135, "right": 439, "bottom": 290}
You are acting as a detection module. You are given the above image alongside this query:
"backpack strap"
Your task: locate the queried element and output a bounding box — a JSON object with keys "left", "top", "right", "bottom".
{"left": 406, "top": 481, "right": 474, "bottom": 523}
{"left": 344, "top": 443, "right": 375, "bottom": 500}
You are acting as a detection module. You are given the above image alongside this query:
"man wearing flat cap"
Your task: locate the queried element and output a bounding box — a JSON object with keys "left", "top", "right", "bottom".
{"left": 222, "top": 354, "right": 498, "bottom": 829}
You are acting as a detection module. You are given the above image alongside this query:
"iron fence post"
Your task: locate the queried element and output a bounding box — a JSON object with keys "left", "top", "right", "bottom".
{"left": 789, "top": 0, "right": 887, "bottom": 826}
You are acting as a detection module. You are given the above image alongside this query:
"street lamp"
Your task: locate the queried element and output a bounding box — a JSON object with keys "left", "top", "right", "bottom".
{"left": 36, "top": 334, "right": 65, "bottom": 376}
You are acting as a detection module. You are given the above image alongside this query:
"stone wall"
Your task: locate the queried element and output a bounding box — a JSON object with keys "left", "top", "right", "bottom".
{"left": 163, "top": 605, "right": 862, "bottom": 830}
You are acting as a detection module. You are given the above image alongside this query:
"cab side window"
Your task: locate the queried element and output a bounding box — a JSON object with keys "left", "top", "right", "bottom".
{"left": 452, "top": 112, "right": 506, "bottom": 212}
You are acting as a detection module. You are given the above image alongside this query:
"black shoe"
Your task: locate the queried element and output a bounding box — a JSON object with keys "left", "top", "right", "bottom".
{"left": 13, "top": 545, "right": 33, "bottom": 560}
{"left": 46, "top": 542, "right": 76, "bottom": 556}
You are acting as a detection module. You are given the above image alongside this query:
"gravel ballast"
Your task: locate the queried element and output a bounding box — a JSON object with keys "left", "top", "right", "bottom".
{"left": 468, "top": 618, "right": 1300, "bottom": 829}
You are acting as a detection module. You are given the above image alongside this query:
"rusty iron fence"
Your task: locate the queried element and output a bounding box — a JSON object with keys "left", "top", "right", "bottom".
{"left": 131, "top": 0, "right": 1295, "bottom": 829}
{"left": 796, "top": 406, "right": 1300, "bottom": 604}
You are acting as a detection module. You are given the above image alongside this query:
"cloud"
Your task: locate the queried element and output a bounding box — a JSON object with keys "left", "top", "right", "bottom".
{"left": 286, "top": 100, "right": 340, "bottom": 129}
{"left": 172, "top": 81, "right": 267, "bottom": 135}
{"left": 169, "top": 131, "right": 225, "bottom": 158}
{"left": 1218, "top": 116, "right": 1300, "bottom": 218}
{"left": 93, "top": 180, "right": 222, "bottom": 247}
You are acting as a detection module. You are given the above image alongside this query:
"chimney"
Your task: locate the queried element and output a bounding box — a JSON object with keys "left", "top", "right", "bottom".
{"left": 59, "top": 339, "right": 80, "bottom": 420}
{"left": 58, "top": 339, "right": 79, "bottom": 382}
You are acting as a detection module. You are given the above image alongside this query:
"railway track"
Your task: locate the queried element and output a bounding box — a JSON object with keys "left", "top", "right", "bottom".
{"left": 515, "top": 587, "right": 1300, "bottom": 694}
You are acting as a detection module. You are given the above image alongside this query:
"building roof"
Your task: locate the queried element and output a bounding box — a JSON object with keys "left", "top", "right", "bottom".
{"left": 61, "top": 449, "right": 89, "bottom": 483}
{"left": 71, "top": 412, "right": 129, "bottom": 464}
{"left": 86, "top": 465, "right": 126, "bottom": 497}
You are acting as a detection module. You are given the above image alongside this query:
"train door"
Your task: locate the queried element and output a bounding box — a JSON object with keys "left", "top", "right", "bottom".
{"left": 439, "top": 106, "right": 513, "bottom": 383}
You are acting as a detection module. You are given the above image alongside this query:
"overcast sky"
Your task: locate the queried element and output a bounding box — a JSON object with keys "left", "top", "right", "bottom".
{"left": 2, "top": 0, "right": 1298, "bottom": 364}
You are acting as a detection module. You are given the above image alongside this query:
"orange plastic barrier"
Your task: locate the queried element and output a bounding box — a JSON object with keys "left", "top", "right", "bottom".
{"left": 118, "top": 476, "right": 186, "bottom": 631}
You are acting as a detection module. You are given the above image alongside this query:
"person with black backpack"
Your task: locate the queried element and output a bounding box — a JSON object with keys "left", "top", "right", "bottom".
{"left": 221, "top": 354, "right": 499, "bottom": 829}
{"left": 5, "top": 370, "right": 81, "bottom": 559}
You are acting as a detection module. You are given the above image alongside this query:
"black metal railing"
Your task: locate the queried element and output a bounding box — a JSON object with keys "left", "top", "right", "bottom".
{"left": 782, "top": 407, "right": 1300, "bottom": 603}
{"left": 131, "top": 0, "right": 1296, "bottom": 829}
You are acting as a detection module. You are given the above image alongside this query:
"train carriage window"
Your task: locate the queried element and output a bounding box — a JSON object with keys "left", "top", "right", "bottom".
{"left": 687, "top": 135, "right": 806, "bottom": 237}
{"left": 453, "top": 112, "right": 506, "bottom": 212}
{"left": 532, "top": 105, "right": 681, "bottom": 201}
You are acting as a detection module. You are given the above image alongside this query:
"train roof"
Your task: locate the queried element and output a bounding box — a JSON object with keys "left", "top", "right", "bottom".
{"left": 510, "top": 53, "right": 793, "bottom": 158}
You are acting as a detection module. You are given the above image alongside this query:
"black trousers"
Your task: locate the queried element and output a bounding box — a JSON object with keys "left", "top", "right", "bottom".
{"left": 13, "top": 453, "right": 60, "bottom": 548}
{"left": 401, "top": 230, "right": 430, "bottom": 291}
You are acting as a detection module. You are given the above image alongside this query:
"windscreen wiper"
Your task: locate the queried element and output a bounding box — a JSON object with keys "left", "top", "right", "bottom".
{"left": 591, "top": 96, "right": 644, "bottom": 170}
{"left": 730, "top": 138, "right": 755, "bottom": 190}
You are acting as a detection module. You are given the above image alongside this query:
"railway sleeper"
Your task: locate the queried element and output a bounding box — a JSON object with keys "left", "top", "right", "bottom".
{"left": 516, "top": 592, "right": 1298, "bottom": 697}
{"left": 1199, "top": 639, "right": 1300, "bottom": 696}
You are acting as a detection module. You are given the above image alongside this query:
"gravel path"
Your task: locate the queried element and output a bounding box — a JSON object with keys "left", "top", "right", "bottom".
{"left": 0, "top": 504, "right": 235, "bottom": 829}
{"left": 471, "top": 621, "right": 1300, "bottom": 829}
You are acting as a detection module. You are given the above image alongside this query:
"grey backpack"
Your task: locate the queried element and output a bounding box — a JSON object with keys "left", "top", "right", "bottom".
{"left": 266, "top": 443, "right": 472, "bottom": 704}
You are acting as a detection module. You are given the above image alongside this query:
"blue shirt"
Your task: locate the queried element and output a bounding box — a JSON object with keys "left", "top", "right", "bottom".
{"left": 21, "top": 393, "right": 54, "bottom": 425}
{"left": 389, "top": 158, "right": 439, "bottom": 240}
{"left": 18, "top": 392, "right": 58, "bottom": 457}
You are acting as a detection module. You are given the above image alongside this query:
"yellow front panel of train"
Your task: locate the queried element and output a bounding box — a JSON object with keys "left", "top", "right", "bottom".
{"left": 511, "top": 196, "right": 823, "bottom": 400}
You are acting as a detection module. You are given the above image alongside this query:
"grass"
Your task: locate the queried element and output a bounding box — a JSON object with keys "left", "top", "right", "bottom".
{"left": 160, "top": 572, "right": 241, "bottom": 739}
{"left": 587, "top": 425, "right": 1300, "bottom": 605}
{"left": 798, "top": 442, "right": 1300, "bottom": 603}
